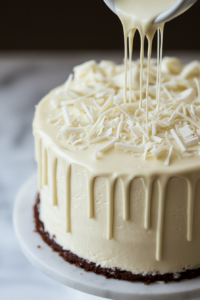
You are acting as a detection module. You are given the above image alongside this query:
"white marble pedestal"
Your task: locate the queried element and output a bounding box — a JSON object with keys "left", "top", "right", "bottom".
{"left": 13, "top": 174, "right": 200, "bottom": 300}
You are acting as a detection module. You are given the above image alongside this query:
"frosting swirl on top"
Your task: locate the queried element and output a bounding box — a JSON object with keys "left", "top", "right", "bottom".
{"left": 41, "top": 58, "right": 200, "bottom": 165}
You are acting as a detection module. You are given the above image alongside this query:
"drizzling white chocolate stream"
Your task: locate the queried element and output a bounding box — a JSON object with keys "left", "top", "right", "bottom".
{"left": 114, "top": 0, "right": 174, "bottom": 112}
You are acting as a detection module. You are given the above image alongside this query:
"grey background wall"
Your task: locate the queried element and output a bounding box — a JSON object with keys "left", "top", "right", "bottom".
{"left": 0, "top": 0, "right": 200, "bottom": 51}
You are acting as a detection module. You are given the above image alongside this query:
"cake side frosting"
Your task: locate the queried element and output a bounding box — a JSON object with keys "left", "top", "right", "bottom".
{"left": 37, "top": 159, "right": 200, "bottom": 274}
{"left": 33, "top": 58, "right": 200, "bottom": 273}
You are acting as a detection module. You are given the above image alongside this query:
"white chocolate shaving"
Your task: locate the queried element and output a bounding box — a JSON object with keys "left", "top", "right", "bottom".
{"left": 53, "top": 119, "right": 63, "bottom": 127}
{"left": 108, "top": 117, "right": 120, "bottom": 129}
{"left": 115, "top": 143, "right": 143, "bottom": 152}
{"left": 89, "top": 136, "right": 108, "bottom": 145}
{"left": 130, "top": 126, "right": 142, "bottom": 139}
{"left": 185, "top": 136, "right": 199, "bottom": 146}
{"left": 87, "top": 116, "right": 103, "bottom": 140}
{"left": 68, "top": 133, "right": 78, "bottom": 144}
{"left": 61, "top": 99, "right": 76, "bottom": 106}
{"left": 120, "top": 133, "right": 128, "bottom": 140}
{"left": 96, "top": 98, "right": 105, "bottom": 105}
{"left": 127, "top": 120, "right": 134, "bottom": 127}
{"left": 61, "top": 127, "right": 84, "bottom": 138}
{"left": 151, "top": 135, "right": 163, "bottom": 143}
{"left": 152, "top": 122, "right": 158, "bottom": 135}
{"left": 117, "top": 121, "right": 124, "bottom": 139}
{"left": 179, "top": 125, "right": 194, "bottom": 140}
{"left": 164, "top": 146, "right": 173, "bottom": 166}
{"left": 150, "top": 146, "right": 169, "bottom": 158}
{"left": 99, "top": 137, "right": 118, "bottom": 153}
{"left": 99, "top": 95, "right": 113, "bottom": 115}
{"left": 81, "top": 101, "right": 94, "bottom": 123}
{"left": 168, "top": 103, "right": 183, "bottom": 123}
{"left": 170, "top": 129, "right": 187, "bottom": 152}
{"left": 164, "top": 131, "right": 181, "bottom": 159}
{"left": 114, "top": 99, "right": 135, "bottom": 123}
{"left": 98, "top": 127, "right": 112, "bottom": 137}
{"left": 177, "top": 112, "right": 200, "bottom": 129}
{"left": 73, "top": 138, "right": 83, "bottom": 146}
{"left": 136, "top": 122, "right": 148, "bottom": 138}
{"left": 62, "top": 105, "right": 72, "bottom": 127}
{"left": 93, "top": 98, "right": 101, "bottom": 109}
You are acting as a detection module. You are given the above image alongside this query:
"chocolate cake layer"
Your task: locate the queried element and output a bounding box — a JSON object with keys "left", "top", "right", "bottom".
{"left": 34, "top": 194, "right": 200, "bottom": 285}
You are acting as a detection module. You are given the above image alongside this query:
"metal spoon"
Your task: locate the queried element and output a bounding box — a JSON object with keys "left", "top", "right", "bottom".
{"left": 103, "top": 0, "right": 197, "bottom": 24}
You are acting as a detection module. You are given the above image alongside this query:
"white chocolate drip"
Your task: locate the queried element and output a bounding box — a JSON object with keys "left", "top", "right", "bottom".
{"left": 51, "top": 156, "right": 57, "bottom": 206}
{"left": 38, "top": 138, "right": 42, "bottom": 191}
{"left": 156, "top": 27, "right": 164, "bottom": 111}
{"left": 144, "top": 177, "right": 153, "bottom": 230}
{"left": 128, "top": 29, "right": 136, "bottom": 104}
{"left": 156, "top": 176, "right": 168, "bottom": 261}
{"left": 187, "top": 177, "right": 197, "bottom": 242}
{"left": 88, "top": 174, "right": 94, "bottom": 219}
{"left": 65, "top": 164, "right": 71, "bottom": 233}
{"left": 107, "top": 177, "right": 115, "bottom": 240}
{"left": 43, "top": 147, "right": 48, "bottom": 186}
{"left": 114, "top": 0, "right": 169, "bottom": 112}
{"left": 121, "top": 176, "right": 131, "bottom": 221}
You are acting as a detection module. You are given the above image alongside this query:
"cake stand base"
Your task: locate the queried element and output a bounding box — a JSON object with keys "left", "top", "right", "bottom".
{"left": 13, "top": 173, "right": 200, "bottom": 300}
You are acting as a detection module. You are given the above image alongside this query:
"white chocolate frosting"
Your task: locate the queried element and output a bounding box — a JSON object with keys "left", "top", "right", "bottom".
{"left": 33, "top": 58, "right": 200, "bottom": 274}
{"left": 34, "top": 58, "right": 200, "bottom": 165}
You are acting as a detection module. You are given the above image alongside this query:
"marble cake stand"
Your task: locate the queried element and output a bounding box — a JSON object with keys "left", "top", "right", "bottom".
{"left": 13, "top": 173, "right": 200, "bottom": 300}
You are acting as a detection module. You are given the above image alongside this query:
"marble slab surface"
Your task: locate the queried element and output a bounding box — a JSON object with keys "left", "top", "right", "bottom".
{"left": 1, "top": 51, "right": 200, "bottom": 300}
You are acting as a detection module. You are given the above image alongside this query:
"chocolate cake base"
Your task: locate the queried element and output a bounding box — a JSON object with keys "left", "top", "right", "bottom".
{"left": 34, "top": 194, "right": 200, "bottom": 285}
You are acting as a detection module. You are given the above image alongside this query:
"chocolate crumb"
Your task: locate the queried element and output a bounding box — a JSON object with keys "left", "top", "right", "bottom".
{"left": 37, "top": 245, "right": 41, "bottom": 249}
{"left": 34, "top": 194, "right": 200, "bottom": 285}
